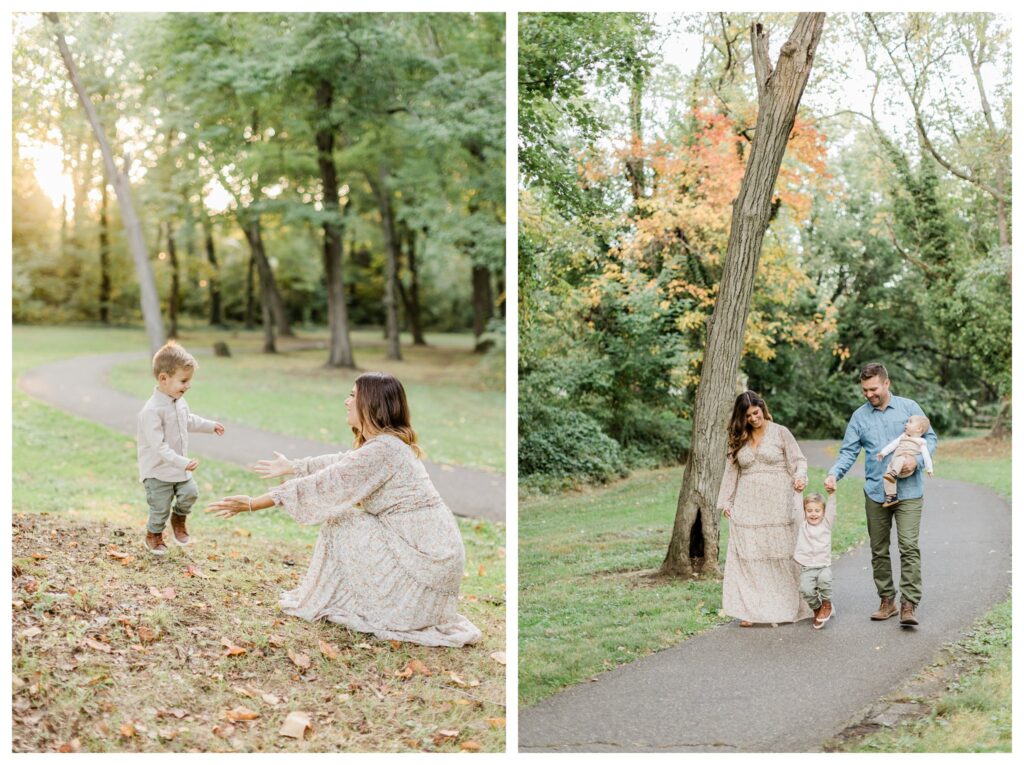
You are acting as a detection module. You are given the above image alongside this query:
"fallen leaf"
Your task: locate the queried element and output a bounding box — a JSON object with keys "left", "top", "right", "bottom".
{"left": 477, "top": 564, "right": 485, "bottom": 577}
{"left": 318, "top": 639, "right": 339, "bottom": 660}
{"left": 185, "top": 564, "right": 209, "bottom": 579}
{"left": 433, "top": 728, "right": 460, "bottom": 744}
{"left": 108, "top": 548, "right": 131, "bottom": 560}
{"left": 18, "top": 626, "right": 42, "bottom": 639}
{"left": 388, "top": 640, "right": 402, "bottom": 649}
{"left": 485, "top": 717, "right": 506, "bottom": 728}
{"left": 288, "top": 650, "right": 311, "bottom": 670}
{"left": 120, "top": 722, "right": 136, "bottom": 738}
{"left": 233, "top": 528, "right": 251, "bottom": 538}
{"left": 489, "top": 651, "right": 506, "bottom": 665}
{"left": 261, "top": 692, "right": 280, "bottom": 706}
{"left": 31, "top": 552, "right": 48, "bottom": 560}
{"left": 211, "top": 724, "right": 234, "bottom": 739}
{"left": 158, "top": 709, "right": 188, "bottom": 719}
{"left": 84, "top": 638, "right": 112, "bottom": 653}
{"left": 137, "top": 626, "right": 156, "bottom": 643}
{"left": 222, "top": 638, "right": 247, "bottom": 657}
{"left": 160, "top": 587, "right": 176, "bottom": 600}
{"left": 224, "top": 706, "right": 259, "bottom": 722}
{"left": 267, "top": 634, "right": 286, "bottom": 648}
{"left": 395, "top": 659, "right": 432, "bottom": 680}
{"left": 279, "top": 711, "right": 312, "bottom": 739}
{"left": 460, "top": 740, "right": 481, "bottom": 751}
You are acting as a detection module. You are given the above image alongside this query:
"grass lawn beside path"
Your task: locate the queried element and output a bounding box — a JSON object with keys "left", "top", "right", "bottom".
{"left": 12, "top": 325, "right": 506, "bottom": 752}
{"left": 15, "top": 324, "right": 505, "bottom": 472}
{"left": 519, "top": 437, "right": 1010, "bottom": 708}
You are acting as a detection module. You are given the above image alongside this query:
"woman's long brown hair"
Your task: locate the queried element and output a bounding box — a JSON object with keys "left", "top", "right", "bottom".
{"left": 351, "top": 372, "right": 423, "bottom": 458}
{"left": 727, "top": 390, "right": 773, "bottom": 459}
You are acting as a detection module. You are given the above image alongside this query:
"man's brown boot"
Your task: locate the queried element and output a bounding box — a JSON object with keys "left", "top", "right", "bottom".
{"left": 170, "top": 514, "right": 191, "bottom": 546}
{"left": 899, "top": 600, "right": 918, "bottom": 626}
{"left": 871, "top": 596, "right": 898, "bottom": 620}
{"left": 145, "top": 531, "right": 168, "bottom": 556}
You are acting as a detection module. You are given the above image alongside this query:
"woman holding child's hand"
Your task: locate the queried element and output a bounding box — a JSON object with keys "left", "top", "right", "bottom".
{"left": 204, "top": 372, "right": 480, "bottom": 648}
{"left": 717, "top": 391, "right": 814, "bottom": 628}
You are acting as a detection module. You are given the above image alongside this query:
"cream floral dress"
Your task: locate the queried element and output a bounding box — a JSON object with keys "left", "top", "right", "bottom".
{"left": 717, "top": 421, "right": 814, "bottom": 624}
{"left": 268, "top": 434, "right": 481, "bottom": 647}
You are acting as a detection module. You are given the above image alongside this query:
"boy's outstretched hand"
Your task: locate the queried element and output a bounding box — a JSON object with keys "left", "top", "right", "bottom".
{"left": 186, "top": 459, "right": 199, "bottom": 471}
{"left": 214, "top": 422, "right": 225, "bottom": 436}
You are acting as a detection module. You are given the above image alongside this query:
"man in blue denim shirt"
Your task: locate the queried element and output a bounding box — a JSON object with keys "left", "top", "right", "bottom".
{"left": 824, "top": 363, "right": 937, "bottom": 626}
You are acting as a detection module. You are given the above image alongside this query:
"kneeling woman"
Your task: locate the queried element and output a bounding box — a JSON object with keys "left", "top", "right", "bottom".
{"left": 206, "top": 372, "right": 481, "bottom": 648}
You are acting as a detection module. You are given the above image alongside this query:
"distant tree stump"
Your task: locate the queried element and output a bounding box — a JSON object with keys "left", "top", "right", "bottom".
{"left": 474, "top": 338, "right": 495, "bottom": 354}
{"left": 213, "top": 341, "right": 232, "bottom": 358}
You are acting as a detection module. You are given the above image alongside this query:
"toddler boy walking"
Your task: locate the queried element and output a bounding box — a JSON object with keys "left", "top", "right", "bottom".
{"left": 795, "top": 488, "right": 838, "bottom": 629}
{"left": 137, "top": 341, "right": 224, "bottom": 555}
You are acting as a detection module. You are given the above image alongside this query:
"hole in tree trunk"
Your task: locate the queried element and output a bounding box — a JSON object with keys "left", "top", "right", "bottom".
{"left": 689, "top": 509, "right": 705, "bottom": 560}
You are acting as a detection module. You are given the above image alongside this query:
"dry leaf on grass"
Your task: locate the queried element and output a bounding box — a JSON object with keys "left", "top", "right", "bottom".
{"left": 119, "top": 722, "right": 136, "bottom": 738}
{"left": 31, "top": 552, "right": 48, "bottom": 560}
{"left": 489, "top": 651, "right": 506, "bottom": 665}
{"left": 211, "top": 724, "right": 235, "bottom": 739}
{"left": 233, "top": 528, "right": 251, "bottom": 538}
{"left": 108, "top": 547, "right": 131, "bottom": 560}
{"left": 261, "top": 692, "right": 280, "bottom": 706}
{"left": 288, "top": 650, "right": 312, "bottom": 670}
{"left": 18, "top": 626, "right": 42, "bottom": 639}
{"left": 318, "top": 639, "right": 339, "bottom": 660}
{"left": 223, "top": 706, "right": 259, "bottom": 722}
{"left": 460, "top": 740, "right": 481, "bottom": 751}
{"left": 185, "top": 564, "right": 209, "bottom": 579}
{"left": 432, "top": 728, "right": 460, "bottom": 746}
{"left": 485, "top": 717, "right": 506, "bottom": 728}
{"left": 278, "top": 711, "right": 313, "bottom": 739}
{"left": 395, "top": 659, "right": 432, "bottom": 680}
{"left": 222, "top": 638, "right": 247, "bottom": 657}
{"left": 447, "top": 672, "right": 479, "bottom": 687}
{"left": 84, "top": 638, "right": 112, "bottom": 653}
{"left": 137, "top": 626, "right": 156, "bottom": 643}
{"left": 267, "top": 634, "right": 286, "bottom": 648}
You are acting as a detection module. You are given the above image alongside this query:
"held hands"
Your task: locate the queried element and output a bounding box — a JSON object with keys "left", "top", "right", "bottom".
{"left": 792, "top": 476, "right": 807, "bottom": 492}
{"left": 824, "top": 474, "right": 837, "bottom": 493}
{"left": 252, "top": 451, "right": 294, "bottom": 479}
{"left": 875, "top": 452, "right": 884, "bottom": 461}
{"left": 722, "top": 507, "right": 732, "bottom": 519}
{"left": 185, "top": 459, "right": 200, "bottom": 471}
{"left": 204, "top": 495, "right": 253, "bottom": 519}
{"left": 214, "top": 422, "right": 225, "bottom": 436}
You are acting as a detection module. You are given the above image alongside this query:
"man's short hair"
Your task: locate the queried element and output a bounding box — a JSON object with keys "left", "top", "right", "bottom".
{"left": 859, "top": 362, "right": 888, "bottom": 382}
{"left": 152, "top": 341, "right": 197, "bottom": 378}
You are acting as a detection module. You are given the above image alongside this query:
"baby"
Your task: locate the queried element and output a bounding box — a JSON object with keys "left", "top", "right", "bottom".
{"left": 137, "top": 341, "right": 224, "bottom": 555}
{"left": 875, "top": 414, "right": 934, "bottom": 508}
{"left": 794, "top": 488, "right": 837, "bottom": 630}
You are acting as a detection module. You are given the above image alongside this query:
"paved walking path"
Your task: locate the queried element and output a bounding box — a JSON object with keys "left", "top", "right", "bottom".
{"left": 519, "top": 440, "right": 1010, "bottom": 751}
{"left": 19, "top": 350, "right": 505, "bottom": 524}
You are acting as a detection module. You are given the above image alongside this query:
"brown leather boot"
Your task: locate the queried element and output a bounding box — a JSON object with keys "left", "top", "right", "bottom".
{"left": 145, "top": 531, "right": 168, "bottom": 556}
{"left": 814, "top": 600, "right": 833, "bottom": 629}
{"left": 871, "top": 595, "right": 898, "bottom": 620}
{"left": 170, "top": 514, "right": 191, "bottom": 546}
{"left": 899, "top": 600, "right": 918, "bottom": 626}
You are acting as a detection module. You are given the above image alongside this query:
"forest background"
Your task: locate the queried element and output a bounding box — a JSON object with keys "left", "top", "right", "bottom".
{"left": 13, "top": 12, "right": 506, "bottom": 361}
{"left": 519, "top": 12, "right": 1011, "bottom": 491}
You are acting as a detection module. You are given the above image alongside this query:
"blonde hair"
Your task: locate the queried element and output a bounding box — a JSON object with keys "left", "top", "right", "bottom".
{"left": 152, "top": 341, "right": 197, "bottom": 378}
{"left": 907, "top": 414, "right": 930, "bottom": 436}
{"left": 803, "top": 492, "right": 827, "bottom": 511}
{"left": 351, "top": 372, "right": 423, "bottom": 458}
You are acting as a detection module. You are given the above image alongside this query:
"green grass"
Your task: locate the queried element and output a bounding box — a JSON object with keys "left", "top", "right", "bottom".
{"left": 519, "top": 437, "right": 1011, "bottom": 708}
{"left": 12, "top": 323, "right": 506, "bottom": 752}
{"left": 839, "top": 598, "right": 1011, "bottom": 753}
{"left": 15, "top": 324, "right": 505, "bottom": 472}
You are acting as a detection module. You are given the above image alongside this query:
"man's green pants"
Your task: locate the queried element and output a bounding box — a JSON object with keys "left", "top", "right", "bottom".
{"left": 864, "top": 495, "right": 923, "bottom": 605}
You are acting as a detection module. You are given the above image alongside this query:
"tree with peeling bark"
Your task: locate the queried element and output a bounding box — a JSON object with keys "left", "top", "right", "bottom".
{"left": 661, "top": 13, "right": 825, "bottom": 578}
{"left": 45, "top": 12, "right": 165, "bottom": 354}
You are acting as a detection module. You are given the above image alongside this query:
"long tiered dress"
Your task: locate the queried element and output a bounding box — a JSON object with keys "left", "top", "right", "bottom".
{"left": 717, "top": 421, "right": 814, "bottom": 624}
{"left": 268, "top": 434, "right": 481, "bottom": 647}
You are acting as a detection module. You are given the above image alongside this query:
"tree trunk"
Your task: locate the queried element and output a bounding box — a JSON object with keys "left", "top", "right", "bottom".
{"left": 260, "top": 275, "right": 276, "bottom": 354}
{"left": 203, "top": 218, "right": 224, "bottom": 326}
{"left": 98, "top": 179, "right": 111, "bottom": 324}
{"left": 316, "top": 79, "right": 356, "bottom": 368}
{"left": 370, "top": 167, "right": 403, "bottom": 361}
{"left": 989, "top": 396, "right": 1011, "bottom": 440}
{"left": 244, "top": 253, "right": 256, "bottom": 330}
{"left": 46, "top": 12, "right": 165, "bottom": 353}
{"left": 661, "top": 13, "right": 825, "bottom": 578}
{"left": 241, "top": 217, "right": 292, "bottom": 338}
{"left": 472, "top": 264, "right": 493, "bottom": 347}
{"left": 625, "top": 59, "right": 646, "bottom": 203}
{"left": 404, "top": 227, "right": 427, "bottom": 345}
{"left": 167, "top": 224, "right": 180, "bottom": 338}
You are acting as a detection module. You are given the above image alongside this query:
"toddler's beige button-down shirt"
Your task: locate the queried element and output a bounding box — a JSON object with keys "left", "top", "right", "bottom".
{"left": 137, "top": 388, "right": 216, "bottom": 482}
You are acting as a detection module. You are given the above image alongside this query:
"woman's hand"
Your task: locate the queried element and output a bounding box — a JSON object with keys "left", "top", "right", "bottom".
{"left": 722, "top": 507, "right": 732, "bottom": 519}
{"left": 252, "top": 451, "right": 294, "bottom": 479}
{"left": 793, "top": 476, "right": 807, "bottom": 492}
{"left": 205, "top": 495, "right": 253, "bottom": 519}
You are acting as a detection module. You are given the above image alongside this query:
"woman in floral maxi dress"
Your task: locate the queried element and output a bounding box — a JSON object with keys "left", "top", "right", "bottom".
{"left": 206, "top": 372, "right": 481, "bottom": 648}
{"left": 717, "top": 391, "right": 813, "bottom": 627}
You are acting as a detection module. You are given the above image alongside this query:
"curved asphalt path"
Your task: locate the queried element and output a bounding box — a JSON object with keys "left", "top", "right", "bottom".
{"left": 519, "top": 440, "right": 1011, "bottom": 751}
{"left": 18, "top": 350, "right": 505, "bottom": 524}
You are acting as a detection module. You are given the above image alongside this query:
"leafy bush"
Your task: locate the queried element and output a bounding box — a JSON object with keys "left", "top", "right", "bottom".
{"left": 519, "top": 399, "right": 626, "bottom": 485}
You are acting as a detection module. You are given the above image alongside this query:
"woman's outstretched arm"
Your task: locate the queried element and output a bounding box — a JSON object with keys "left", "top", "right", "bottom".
{"left": 205, "top": 492, "right": 276, "bottom": 519}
